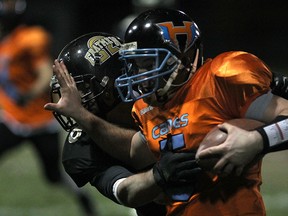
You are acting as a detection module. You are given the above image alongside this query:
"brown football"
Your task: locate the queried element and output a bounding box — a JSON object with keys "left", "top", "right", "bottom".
{"left": 196, "top": 118, "right": 263, "bottom": 171}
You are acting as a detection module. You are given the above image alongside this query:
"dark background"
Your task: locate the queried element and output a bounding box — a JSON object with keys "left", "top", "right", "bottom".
{"left": 24, "top": 0, "right": 288, "bottom": 73}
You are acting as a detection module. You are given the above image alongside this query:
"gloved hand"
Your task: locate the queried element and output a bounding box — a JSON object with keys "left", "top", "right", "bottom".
{"left": 153, "top": 151, "right": 201, "bottom": 188}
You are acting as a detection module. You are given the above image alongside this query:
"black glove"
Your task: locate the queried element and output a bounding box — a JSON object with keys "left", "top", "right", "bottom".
{"left": 153, "top": 151, "right": 201, "bottom": 188}
{"left": 271, "top": 73, "right": 288, "bottom": 99}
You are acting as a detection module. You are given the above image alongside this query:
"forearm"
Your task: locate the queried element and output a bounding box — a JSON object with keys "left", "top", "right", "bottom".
{"left": 116, "top": 151, "right": 201, "bottom": 206}
{"left": 74, "top": 106, "right": 136, "bottom": 164}
{"left": 248, "top": 94, "right": 288, "bottom": 154}
{"left": 116, "top": 169, "right": 162, "bottom": 207}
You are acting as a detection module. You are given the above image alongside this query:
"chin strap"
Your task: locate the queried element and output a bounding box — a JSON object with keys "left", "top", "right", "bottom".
{"left": 156, "top": 59, "right": 182, "bottom": 97}
{"left": 156, "top": 49, "right": 200, "bottom": 101}
{"left": 191, "top": 48, "right": 200, "bottom": 74}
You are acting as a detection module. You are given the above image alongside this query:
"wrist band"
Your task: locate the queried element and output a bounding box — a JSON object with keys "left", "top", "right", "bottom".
{"left": 256, "top": 116, "right": 288, "bottom": 154}
{"left": 112, "top": 178, "right": 127, "bottom": 205}
{"left": 152, "top": 163, "right": 166, "bottom": 188}
{"left": 256, "top": 127, "right": 270, "bottom": 153}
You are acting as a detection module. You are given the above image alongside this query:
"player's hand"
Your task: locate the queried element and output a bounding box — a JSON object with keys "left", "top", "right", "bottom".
{"left": 196, "top": 123, "right": 263, "bottom": 176}
{"left": 153, "top": 151, "right": 201, "bottom": 188}
{"left": 44, "top": 60, "right": 84, "bottom": 119}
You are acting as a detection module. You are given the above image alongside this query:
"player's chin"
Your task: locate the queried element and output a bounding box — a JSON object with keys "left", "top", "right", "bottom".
{"left": 143, "top": 94, "right": 159, "bottom": 106}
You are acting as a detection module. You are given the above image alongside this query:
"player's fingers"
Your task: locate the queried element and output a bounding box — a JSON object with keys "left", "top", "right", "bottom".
{"left": 59, "top": 61, "right": 72, "bottom": 81}
{"left": 217, "top": 122, "right": 234, "bottom": 133}
{"left": 58, "top": 61, "right": 73, "bottom": 84}
{"left": 53, "top": 59, "right": 62, "bottom": 74}
{"left": 177, "top": 160, "right": 199, "bottom": 170}
{"left": 44, "top": 102, "right": 59, "bottom": 112}
{"left": 59, "top": 61, "right": 77, "bottom": 86}
{"left": 177, "top": 167, "right": 202, "bottom": 179}
{"left": 213, "top": 156, "right": 228, "bottom": 173}
{"left": 53, "top": 60, "right": 68, "bottom": 87}
{"left": 196, "top": 145, "right": 225, "bottom": 159}
{"left": 53, "top": 60, "right": 76, "bottom": 89}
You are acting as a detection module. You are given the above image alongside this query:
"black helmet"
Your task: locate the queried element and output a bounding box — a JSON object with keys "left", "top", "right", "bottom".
{"left": 50, "top": 32, "right": 123, "bottom": 131}
{"left": 115, "top": 9, "right": 202, "bottom": 103}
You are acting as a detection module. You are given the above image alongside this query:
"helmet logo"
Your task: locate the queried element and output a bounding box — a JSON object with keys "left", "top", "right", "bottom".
{"left": 156, "top": 21, "right": 199, "bottom": 53}
{"left": 68, "top": 128, "right": 83, "bottom": 143}
{"left": 85, "top": 36, "right": 121, "bottom": 66}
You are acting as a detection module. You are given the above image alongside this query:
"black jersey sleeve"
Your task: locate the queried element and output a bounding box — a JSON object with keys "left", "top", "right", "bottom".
{"left": 90, "top": 165, "right": 133, "bottom": 204}
{"left": 62, "top": 128, "right": 124, "bottom": 187}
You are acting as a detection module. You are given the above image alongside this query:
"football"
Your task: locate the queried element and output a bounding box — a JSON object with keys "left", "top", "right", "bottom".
{"left": 196, "top": 118, "right": 263, "bottom": 171}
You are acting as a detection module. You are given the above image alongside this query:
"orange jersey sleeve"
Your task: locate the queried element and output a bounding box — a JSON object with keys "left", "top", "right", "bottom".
{"left": 132, "top": 51, "right": 271, "bottom": 216}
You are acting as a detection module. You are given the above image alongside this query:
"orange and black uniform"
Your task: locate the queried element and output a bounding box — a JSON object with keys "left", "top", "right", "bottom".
{"left": 132, "top": 51, "right": 272, "bottom": 216}
{"left": 0, "top": 25, "right": 60, "bottom": 181}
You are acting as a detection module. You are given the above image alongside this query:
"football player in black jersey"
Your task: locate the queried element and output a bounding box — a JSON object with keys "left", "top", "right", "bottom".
{"left": 50, "top": 32, "right": 167, "bottom": 216}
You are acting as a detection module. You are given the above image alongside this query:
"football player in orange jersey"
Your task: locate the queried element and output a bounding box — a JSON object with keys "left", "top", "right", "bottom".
{"left": 0, "top": 1, "right": 97, "bottom": 215}
{"left": 45, "top": 8, "right": 288, "bottom": 216}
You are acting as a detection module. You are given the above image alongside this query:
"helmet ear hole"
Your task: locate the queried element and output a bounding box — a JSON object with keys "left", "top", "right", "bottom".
{"left": 103, "top": 89, "right": 115, "bottom": 104}
{"left": 90, "top": 76, "right": 103, "bottom": 95}
{"left": 104, "top": 91, "right": 111, "bottom": 98}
